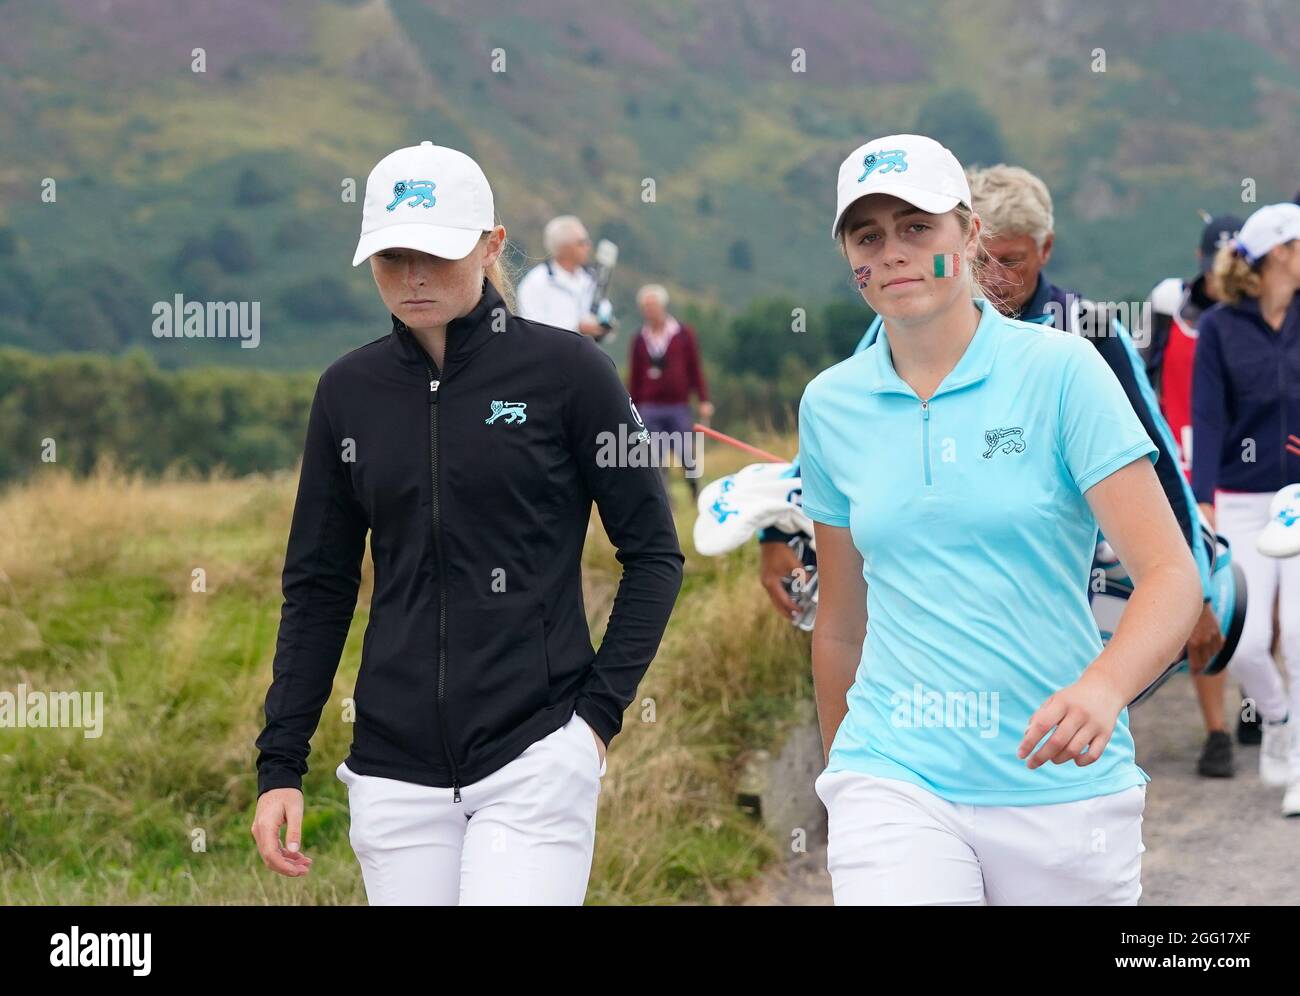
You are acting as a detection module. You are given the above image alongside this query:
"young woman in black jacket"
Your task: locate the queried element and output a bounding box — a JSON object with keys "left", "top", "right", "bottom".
{"left": 250, "top": 141, "right": 684, "bottom": 904}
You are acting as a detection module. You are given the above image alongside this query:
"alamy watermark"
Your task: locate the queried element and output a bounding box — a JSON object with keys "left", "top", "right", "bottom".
{"left": 0, "top": 684, "right": 104, "bottom": 738}
{"left": 890, "top": 683, "right": 1000, "bottom": 738}
{"left": 152, "top": 294, "right": 260, "bottom": 348}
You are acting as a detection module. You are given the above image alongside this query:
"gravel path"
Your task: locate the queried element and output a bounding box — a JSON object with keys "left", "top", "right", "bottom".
{"left": 739, "top": 671, "right": 1298, "bottom": 905}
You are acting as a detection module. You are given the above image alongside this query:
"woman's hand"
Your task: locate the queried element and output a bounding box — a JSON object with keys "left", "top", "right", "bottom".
{"left": 1019, "top": 669, "right": 1128, "bottom": 769}
{"left": 251, "top": 788, "right": 315, "bottom": 877}
{"left": 760, "top": 540, "right": 802, "bottom": 619}
{"left": 1186, "top": 602, "right": 1225, "bottom": 674}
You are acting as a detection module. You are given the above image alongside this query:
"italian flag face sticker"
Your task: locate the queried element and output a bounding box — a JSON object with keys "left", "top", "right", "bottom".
{"left": 933, "top": 252, "right": 959, "bottom": 277}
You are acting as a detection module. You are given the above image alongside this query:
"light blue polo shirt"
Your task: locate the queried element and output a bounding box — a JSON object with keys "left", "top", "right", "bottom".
{"left": 799, "top": 297, "right": 1158, "bottom": 806}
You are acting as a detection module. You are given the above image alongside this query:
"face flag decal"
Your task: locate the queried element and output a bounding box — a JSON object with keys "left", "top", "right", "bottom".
{"left": 853, "top": 264, "right": 872, "bottom": 289}
{"left": 933, "top": 252, "right": 959, "bottom": 277}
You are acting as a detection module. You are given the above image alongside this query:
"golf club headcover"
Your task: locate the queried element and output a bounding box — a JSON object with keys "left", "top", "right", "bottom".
{"left": 1256, "top": 483, "right": 1300, "bottom": 558}
{"left": 693, "top": 462, "right": 812, "bottom": 556}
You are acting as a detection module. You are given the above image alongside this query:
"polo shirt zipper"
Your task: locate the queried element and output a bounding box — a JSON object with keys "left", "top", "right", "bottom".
{"left": 920, "top": 399, "right": 933, "bottom": 486}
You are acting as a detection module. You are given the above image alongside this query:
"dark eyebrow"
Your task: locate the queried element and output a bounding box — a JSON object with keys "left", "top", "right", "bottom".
{"left": 846, "top": 206, "right": 928, "bottom": 236}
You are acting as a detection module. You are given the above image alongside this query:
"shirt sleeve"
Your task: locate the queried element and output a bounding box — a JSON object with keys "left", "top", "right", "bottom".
{"left": 797, "top": 388, "right": 851, "bottom": 527}
{"left": 563, "top": 334, "right": 685, "bottom": 746}
{"left": 1190, "top": 311, "right": 1229, "bottom": 505}
{"left": 1057, "top": 336, "right": 1159, "bottom": 495}
{"left": 514, "top": 266, "right": 546, "bottom": 324}
{"left": 255, "top": 371, "right": 369, "bottom": 797}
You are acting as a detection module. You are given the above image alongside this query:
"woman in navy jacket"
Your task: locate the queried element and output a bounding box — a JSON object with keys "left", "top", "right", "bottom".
{"left": 1191, "top": 202, "right": 1300, "bottom": 816}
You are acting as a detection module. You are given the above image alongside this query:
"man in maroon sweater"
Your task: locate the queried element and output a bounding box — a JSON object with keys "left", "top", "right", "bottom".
{"left": 627, "top": 284, "right": 713, "bottom": 500}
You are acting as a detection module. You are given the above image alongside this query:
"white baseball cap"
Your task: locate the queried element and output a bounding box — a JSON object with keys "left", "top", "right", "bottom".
{"left": 352, "top": 141, "right": 495, "bottom": 266}
{"left": 1232, "top": 202, "right": 1300, "bottom": 265}
{"left": 832, "top": 134, "right": 971, "bottom": 239}
{"left": 1256, "top": 483, "right": 1300, "bottom": 559}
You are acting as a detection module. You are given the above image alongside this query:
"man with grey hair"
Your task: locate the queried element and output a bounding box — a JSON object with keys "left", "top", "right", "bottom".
{"left": 627, "top": 283, "right": 712, "bottom": 501}
{"left": 516, "top": 214, "right": 604, "bottom": 337}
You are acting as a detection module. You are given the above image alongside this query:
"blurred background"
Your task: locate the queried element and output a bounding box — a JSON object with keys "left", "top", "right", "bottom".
{"left": 2, "top": 0, "right": 1299, "bottom": 481}
{"left": 1, "top": 0, "right": 1298, "bottom": 904}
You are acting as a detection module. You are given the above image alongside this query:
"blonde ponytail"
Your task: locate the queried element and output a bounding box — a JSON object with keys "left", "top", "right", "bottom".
{"left": 1211, "top": 242, "right": 1262, "bottom": 304}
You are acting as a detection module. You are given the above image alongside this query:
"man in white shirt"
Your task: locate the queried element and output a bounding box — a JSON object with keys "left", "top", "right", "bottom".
{"left": 516, "top": 215, "right": 603, "bottom": 337}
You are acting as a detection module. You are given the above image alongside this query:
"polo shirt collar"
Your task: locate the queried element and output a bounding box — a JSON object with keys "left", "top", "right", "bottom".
{"left": 866, "top": 297, "right": 1003, "bottom": 398}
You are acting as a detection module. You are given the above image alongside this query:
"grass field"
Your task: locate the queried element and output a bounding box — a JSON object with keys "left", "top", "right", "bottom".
{"left": 0, "top": 436, "right": 811, "bottom": 904}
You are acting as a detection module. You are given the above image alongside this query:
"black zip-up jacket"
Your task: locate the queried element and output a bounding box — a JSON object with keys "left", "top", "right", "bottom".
{"left": 255, "top": 278, "right": 684, "bottom": 799}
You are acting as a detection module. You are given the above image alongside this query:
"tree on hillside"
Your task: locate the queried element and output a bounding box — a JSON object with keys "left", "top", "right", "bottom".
{"left": 914, "top": 89, "right": 1008, "bottom": 168}
{"left": 235, "top": 166, "right": 280, "bottom": 206}
{"left": 209, "top": 223, "right": 257, "bottom": 274}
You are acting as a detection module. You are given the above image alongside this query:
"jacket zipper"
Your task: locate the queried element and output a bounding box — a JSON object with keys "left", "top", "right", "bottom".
{"left": 920, "top": 399, "right": 933, "bottom": 486}
{"left": 422, "top": 357, "right": 462, "bottom": 803}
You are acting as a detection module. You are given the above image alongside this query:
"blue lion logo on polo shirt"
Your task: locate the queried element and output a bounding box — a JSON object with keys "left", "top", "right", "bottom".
{"left": 387, "top": 179, "right": 437, "bottom": 211}
{"left": 858, "top": 149, "right": 908, "bottom": 182}
{"left": 982, "top": 427, "right": 1026, "bottom": 458}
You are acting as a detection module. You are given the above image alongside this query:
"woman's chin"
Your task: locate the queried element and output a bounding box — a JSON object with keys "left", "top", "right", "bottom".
{"left": 396, "top": 303, "right": 451, "bottom": 328}
{"left": 873, "top": 290, "right": 936, "bottom": 322}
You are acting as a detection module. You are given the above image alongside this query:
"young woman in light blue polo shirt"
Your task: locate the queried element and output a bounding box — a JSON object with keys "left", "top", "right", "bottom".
{"left": 802, "top": 135, "right": 1203, "bottom": 905}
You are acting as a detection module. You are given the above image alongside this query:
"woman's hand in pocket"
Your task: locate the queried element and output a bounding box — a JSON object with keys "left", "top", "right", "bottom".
{"left": 252, "top": 788, "right": 315, "bottom": 876}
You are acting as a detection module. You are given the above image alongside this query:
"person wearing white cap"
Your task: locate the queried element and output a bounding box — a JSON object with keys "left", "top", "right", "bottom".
{"left": 252, "top": 141, "right": 684, "bottom": 903}
{"left": 515, "top": 215, "right": 605, "bottom": 337}
{"left": 1192, "top": 200, "right": 1300, "bottom": 815}
{"left": 801, "top": 134, "right": 1202, "bottom": 904}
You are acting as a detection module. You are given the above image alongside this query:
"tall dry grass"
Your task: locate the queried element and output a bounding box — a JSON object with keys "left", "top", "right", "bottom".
{"left": 0, "top": 434, "right": 810, "bottom": 904}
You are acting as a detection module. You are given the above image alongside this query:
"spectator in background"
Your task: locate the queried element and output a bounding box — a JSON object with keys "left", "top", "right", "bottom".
{"left": 516, "top": 215, "right": 603, "bottom": 337}
{"left": 1143, "top": 213, "right": 1243, "bottom": 476}
{"left": 1192, "top": 202, "right": 1300, "bottom": 816}
{"left": 627, "top": 284, "right": 713, "bottom": 501}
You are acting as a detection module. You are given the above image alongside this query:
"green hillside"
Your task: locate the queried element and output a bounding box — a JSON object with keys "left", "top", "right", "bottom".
{"left": 0, "top": 0, "right": 1297, "bottom": 371}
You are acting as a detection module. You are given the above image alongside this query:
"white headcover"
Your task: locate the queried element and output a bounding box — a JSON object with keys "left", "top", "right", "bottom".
{"left": 693, "top": 462, "right": 812, "bottom": 556}
{"left": 1257, "top": 484, "right": 1300, "bottom": 559}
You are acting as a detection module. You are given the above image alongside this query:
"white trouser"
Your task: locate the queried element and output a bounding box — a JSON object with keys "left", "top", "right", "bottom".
{"left": 336, "top": 710, "right": 607, "bottom": 905}
{"left": 1215, "top": 490, "right": 1300, "bottom": 755}
{"left": 815, "top": 769, "right": 1146, "bottom": 905}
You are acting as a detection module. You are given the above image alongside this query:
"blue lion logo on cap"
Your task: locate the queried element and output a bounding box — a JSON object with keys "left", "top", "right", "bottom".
{"left": 858, "top": 149, "right": 908, "bottom": 182}
{"left": 387, "top": 179, "right": 437, "bottom": 211}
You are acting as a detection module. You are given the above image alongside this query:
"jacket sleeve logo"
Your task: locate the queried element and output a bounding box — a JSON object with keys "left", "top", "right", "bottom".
{"left": 386, "top": 179, "right": 438, "bottom": 211}
{"left": 982, "top": 426, "right": 1026, "bottom": 458}
{"left": 485, "top": 400, "right": 528, "bottom": 424}
{"left": 628, "top": 397, "right": 650, "bottom": 443}
{"left": 858, "top": 149, "right": 908, "bottom": 182}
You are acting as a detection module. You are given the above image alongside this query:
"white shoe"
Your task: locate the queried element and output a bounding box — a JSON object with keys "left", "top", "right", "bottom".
{"left": 1284, "top": 779, "right": 1300, "bottom": 818}
{"left": 1260, "top": 717, "right": 1292, "bottom": 787}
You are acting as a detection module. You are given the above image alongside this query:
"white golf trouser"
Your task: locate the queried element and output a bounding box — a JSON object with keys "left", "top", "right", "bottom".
{"left": 1214, "top": 490, "right": 1300, "bottom": 759}
{"left": 336, "top": 709, "right": 607, "bottom": 905}
{"left": 815, "top": 769, "right": 1146, "bottom": 906}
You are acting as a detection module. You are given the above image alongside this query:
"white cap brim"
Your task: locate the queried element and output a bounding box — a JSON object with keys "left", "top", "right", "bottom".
{"left": 352, "top": 224, "right": 482, "bottom": 266}
{"left": 832, "top": 183, "right": 963, "bottom": 238}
